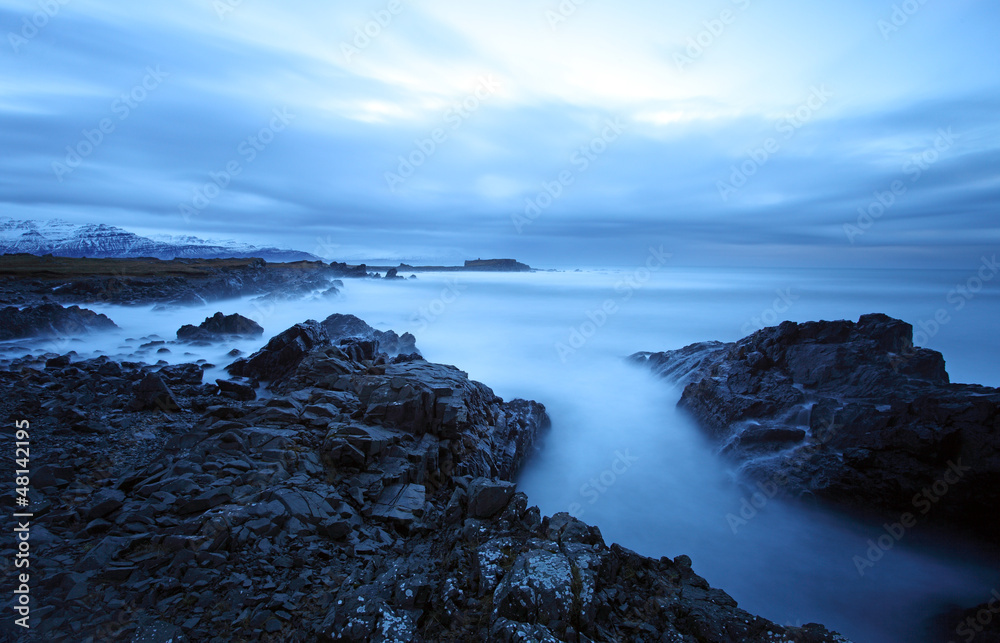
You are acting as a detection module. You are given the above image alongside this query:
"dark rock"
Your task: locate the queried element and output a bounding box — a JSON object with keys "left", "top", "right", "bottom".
{"left": 129, "top": 373, "right": 180, "bottom": 412}
{"left": 467, "top": 478, "right": 515, "bottom": 518}
{"left": 320, "top": 313, "right": 418, "bottom": 357}
{"left": 634, "top": 313, "right": 1000, "bottom": 538}
{"left": 45, "top": 353, "right": 72, "bottom": 368}
{"left": 494, "top": 548, "right": 575, "bottom": 624}
{"left": 0, "top": 311, "right": 846, "bottom": 643}
{"left": 371, "top": 484, "right": 425, "bottom": 525}
{"left": 0, "top": 303, "right": 117, "bottom": 340}
{"left": 216, "top": 377, "right": 257, "bottom": 401}
{"left": 85, "top": 489, "right": 126, "bottom": 520}
{"left": 227, "top": 320, "right": 329, "bottom": 383}
{"left": 177, "top": 311, "right": 264, "bottom": 341}
{"left": 158, "top": 363, "right": 204, "bottom": 387}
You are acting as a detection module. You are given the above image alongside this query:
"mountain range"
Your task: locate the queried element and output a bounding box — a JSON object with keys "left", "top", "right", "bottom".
{"left": 0, "top": 218, "right": 319, "bottom": 262}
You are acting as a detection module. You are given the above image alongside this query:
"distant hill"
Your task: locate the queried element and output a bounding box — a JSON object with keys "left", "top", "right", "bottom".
{"left": 0, "top": 218, "right": 320, "bottom": 262}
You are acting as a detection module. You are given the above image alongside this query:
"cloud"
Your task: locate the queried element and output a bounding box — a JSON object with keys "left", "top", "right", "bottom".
{"left": 0, "top": 0, "right": 997, "bottom": 267}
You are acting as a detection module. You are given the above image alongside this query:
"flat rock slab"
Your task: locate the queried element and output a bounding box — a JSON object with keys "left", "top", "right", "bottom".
{"left": 468, "top": 477, "right": 515, "bottom": 518}
{"left": 372, "top": 484, "right": 425, "bottom": 524}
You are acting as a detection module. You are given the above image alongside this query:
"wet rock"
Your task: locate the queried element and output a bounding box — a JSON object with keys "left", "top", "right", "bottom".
{"left": 45, "top": 353, "right": 72, "bottom": 368}
{"left": 321, "top": 313, "right": 418, "bottom": 357}
{"left": 158, "top": 363, "right": 204, "bottom": 387}
{"left": 1, "top": 312, "right": 847, "bottom": 643}
{"left": 177, "top": 311, "right": 264, "bottom": 341}
{"left": 0, "top": 303, "right": 117, "bottom": 340}
{"left": 227, "top": 320, "right": 329, "bottom": 383}
{"left": 216, "top": 377, "right": 257, "bottom": 401}
{"left": 634, "top": 313, "right": 1000, "bottom": 538}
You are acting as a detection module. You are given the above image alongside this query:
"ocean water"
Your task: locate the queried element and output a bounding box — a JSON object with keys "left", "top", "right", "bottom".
{"left": 8, "top": 265, "right": 1000, "bottom": 642}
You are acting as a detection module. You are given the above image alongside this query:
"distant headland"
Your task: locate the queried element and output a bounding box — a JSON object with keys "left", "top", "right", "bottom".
{"left": 367, "top": 258, "right": 532, "bottom": 273}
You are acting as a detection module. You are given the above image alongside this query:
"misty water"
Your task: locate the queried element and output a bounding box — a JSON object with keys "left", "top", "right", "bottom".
{"left": 10, "top": 265, "right": 1000, "bottom": 642}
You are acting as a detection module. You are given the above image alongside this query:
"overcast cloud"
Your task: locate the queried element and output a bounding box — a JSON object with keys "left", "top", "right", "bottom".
{"left": 1, "top": 0, "right": 998, "bottom": 267}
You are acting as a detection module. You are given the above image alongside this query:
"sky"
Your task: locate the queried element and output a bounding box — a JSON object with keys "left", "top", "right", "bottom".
{"left": 1, "top": 0, "right": 998, "bottom": 268}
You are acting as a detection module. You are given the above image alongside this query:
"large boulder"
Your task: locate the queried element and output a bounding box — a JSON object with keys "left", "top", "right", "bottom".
{"left": 468, "top": 478, "right": 516, "bottom": 518}
{"left": 226, "top": 320, "right": 330, "bottom": 383}
{"left": 320, "top": 313, "right": 418, "bottom": 357}
{"left": 632, "top": 313, "right": 1000, "bottom": 538}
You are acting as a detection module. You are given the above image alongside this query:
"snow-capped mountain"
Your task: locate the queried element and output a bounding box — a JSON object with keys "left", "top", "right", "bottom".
{"left": 0, "top": 218, "right": 320, "bottom": 262}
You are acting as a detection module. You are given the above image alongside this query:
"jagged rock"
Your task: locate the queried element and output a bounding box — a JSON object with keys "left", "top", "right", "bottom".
{"left": 177, "top": 311, "right": 264, "bottom": 341}
{"left": 633, "top": 313, "right": 1000, "bottom": 538}
{"left": 76, "top": 536, "right": 130, "bottom": 572}
{"left": 45, "top": 353, "right": 72, "bottom": 368}
{"left": 468, "top": 478, "right": 515, "bottom": 518}
{"left": 158, "top": 363, "right": 203, "bottom": 387}
{"left": 371, "top": 484, "right": 425, "bottom": 525}
{"left": 227, "top": 320, "right": 329, "bottom": 383}
{"left": 129, "top": 372, "right": 180, "bottom": 412}
{"left": 320, "top": 313, "right": 418, "bottom": 356}
{"left": 493, "top": 547, "right": 575, "bottom": 624}
{"left": 0, "top": 303, "right": 117, "bottom": 340}
{"left": 1, "top": 313, "right": 849, "bottom": 643}
{"left": 85, "top": 489, "right": 125, "bottom": 521}
{"left": 216, "top": 377, "right": 257, "bottom": 401}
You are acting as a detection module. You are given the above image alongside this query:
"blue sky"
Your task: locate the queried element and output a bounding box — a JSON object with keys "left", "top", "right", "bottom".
{"left": 1, "top": 0, "right": 998, "bottom": 267}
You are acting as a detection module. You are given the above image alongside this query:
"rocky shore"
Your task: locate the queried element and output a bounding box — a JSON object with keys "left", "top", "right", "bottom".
{"left": 0, "top": 311, "right": 847, "bottom": 642}
{"left": 631, "top": 313, "right": 1000, "bottom": 541}
{"left": 0, "top": 303, "right": 118, "bottom": 341}
{"left": 0, "top": 255, "right": 368, "bottom": 307}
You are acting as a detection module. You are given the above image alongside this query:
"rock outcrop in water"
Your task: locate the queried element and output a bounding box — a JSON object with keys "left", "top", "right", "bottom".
{"left": 177, "top": 312, "right": 265, "bottom": 341}
{"left": 320, "top": 313, "right": 419, "bottom": 357}
{"left": 632, "top": 313, "right": 1000, "bottom": 539}
{"left": 0, "top": 316, "right": 847, "bottom": 642}
{"left": 0, "top": 302, "right": 118, "bottom": 340}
